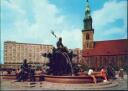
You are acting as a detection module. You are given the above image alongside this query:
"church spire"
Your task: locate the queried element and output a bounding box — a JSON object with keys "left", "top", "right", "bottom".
{"left": 85, "top": 0, "right": 91, "bottom": 19}
{"left": 83, "top": 0, "right": 93, "bottom": 31}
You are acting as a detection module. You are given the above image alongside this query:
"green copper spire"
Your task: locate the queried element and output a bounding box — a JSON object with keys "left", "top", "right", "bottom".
{"left": 85, "top": 0, "right": 91, "bottom": 19}
{"left": 82, "top": 0, "right": 93, "bottom": 31}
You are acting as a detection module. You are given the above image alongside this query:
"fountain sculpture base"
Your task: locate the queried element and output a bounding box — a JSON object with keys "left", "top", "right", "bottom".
{"left": 44, "top": 75, "right": 104, "bottom": 84}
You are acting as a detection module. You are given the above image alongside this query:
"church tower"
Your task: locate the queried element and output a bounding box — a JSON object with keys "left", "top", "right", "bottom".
{"left": 82, "top": 0, "right": 94, "bottom": 51}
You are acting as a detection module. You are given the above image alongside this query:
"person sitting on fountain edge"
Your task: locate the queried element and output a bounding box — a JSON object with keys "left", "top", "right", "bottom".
{"left": 88, "top": 68, "right": 97, "bottom": 84}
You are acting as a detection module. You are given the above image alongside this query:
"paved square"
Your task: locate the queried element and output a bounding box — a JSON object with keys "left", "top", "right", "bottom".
{"left": 0, "top": 75, "right": 127, "bottom": 90}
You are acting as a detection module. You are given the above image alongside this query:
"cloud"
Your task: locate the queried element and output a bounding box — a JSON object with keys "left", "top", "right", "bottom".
{"left": 103, "top": 27, "right": 123, "bottom": 35}
{"left": 59, "top": 28, "right": 82, "bottom": 49}
{"left": 2, "top": 0, "right": 24, "bottom": 12}
{"left": 92, "top": 0, "right": 127, "bottom": 28}
{"left": 1, "top": 0, "right": 81, "bottom": 63}
{"left": 1, "top": 0, "right": 79, "bottom": 46}
{"left": 92, "top": 0, "right": 127, "bottom": 40}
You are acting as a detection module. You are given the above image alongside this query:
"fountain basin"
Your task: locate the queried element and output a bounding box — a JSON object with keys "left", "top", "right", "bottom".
{"left": 44, "top": 75, "right": 104, "bottom": 84}
{"left": 2, "top": 75, "right": 16, "bottom": 80}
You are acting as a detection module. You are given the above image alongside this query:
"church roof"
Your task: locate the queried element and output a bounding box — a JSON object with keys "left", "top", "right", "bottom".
{"left": 82, "top": 39, "right": 128, "bottom": 56}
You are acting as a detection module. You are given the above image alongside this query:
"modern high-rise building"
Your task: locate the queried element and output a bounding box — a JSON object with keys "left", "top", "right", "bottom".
{"left": 3, "top": 41, "right": 53, "bottom": 69}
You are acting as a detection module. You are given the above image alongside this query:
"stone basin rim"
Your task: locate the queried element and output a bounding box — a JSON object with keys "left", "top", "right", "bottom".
{"left": 43, "top": 75, "right": 92, "bottom": 78}
{"left": 43, "top": 74, "right": 104, "bottom": 84}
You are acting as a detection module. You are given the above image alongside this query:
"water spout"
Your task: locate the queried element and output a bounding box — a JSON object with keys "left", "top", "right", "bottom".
{"left": 58, "top": 51, "right": 74, "bottom": 76}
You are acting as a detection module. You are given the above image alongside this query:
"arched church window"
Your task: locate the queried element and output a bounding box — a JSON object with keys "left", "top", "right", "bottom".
{"left": 86, "top": 33, "right": 89, "bottom": 40}
{"left": 87, "top": 43, "right": 89, "bottom": 48}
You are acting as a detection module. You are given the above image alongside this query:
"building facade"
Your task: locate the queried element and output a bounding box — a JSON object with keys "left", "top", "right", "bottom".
{"left": 3, "top": 41, "right": 53, "bottom": 69}
{"left": 72, "top": 48, "right": 82, "bottom": 64}
{"left": 82, "top": 0, "right": 128, "bottom": 70}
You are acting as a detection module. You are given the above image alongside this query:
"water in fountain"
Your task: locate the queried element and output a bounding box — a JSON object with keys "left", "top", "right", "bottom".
{"left": 57, "top": 51, "right": 74, "bottom": 76}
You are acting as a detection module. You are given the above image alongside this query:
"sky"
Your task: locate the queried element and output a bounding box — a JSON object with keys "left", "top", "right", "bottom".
{"left": 0, "top": 0, "right": 127, "bottom": 64}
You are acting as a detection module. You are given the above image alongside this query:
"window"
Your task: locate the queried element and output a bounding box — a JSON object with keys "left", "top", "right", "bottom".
{"left": 87, "top": 43, "right": 89, "bottom": 48}
{"left": 86, "top": 33, "right": 89, "bottom": 40}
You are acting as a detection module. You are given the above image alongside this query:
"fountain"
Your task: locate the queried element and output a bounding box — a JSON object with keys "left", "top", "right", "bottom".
{"left": 42, "top": 37, "right": 75, "bottom": 76}
{"left": 41, "top": 32, "right": 104, "bottom": 84}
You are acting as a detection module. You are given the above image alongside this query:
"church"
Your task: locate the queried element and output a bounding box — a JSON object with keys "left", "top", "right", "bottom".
{"left": 82, "top": 0, "right": 128, "bottom": 70}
